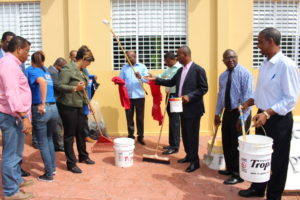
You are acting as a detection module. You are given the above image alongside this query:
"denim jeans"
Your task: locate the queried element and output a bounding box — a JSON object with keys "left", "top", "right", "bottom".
{"left": 0, "top": 112, "right": 24, "bottom": 196}
{"left": 32, "top": 104, "right": 58, "bottom": 177}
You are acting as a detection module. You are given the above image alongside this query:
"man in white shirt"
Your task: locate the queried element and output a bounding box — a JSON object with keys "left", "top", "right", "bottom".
{"left": 239, "top": 27, "right": 300, "bottom": 200}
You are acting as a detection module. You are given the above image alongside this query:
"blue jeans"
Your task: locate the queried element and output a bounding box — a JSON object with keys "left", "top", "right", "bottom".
{"left": 32, "top": 104, "right": 58, "bottom": 177}
{"left": 0, "top": 112, "right": 24, "bottom": 196}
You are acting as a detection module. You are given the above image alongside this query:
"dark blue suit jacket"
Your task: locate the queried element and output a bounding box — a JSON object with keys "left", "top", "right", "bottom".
{"left": 156, "top": 62, "right": 208, "bottom": 118}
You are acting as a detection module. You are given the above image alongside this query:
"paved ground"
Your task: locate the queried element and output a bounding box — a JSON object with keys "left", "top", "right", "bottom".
{"left": 0, "top": 135, "right": 299, "bottom": 200}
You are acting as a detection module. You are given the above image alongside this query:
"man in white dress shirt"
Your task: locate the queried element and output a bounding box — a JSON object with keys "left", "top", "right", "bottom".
{"left": 239, "top": 27, "right": 300, "bottom": 200}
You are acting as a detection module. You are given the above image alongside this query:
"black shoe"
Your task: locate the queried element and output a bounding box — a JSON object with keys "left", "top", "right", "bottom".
{"left": 218, "top": 170, "right": 232, "bottom": 176}
{"left": 137, "top": 138, "right": 146, "bottom": 145}
{"left": 21, "top": 168, "right": 31, "bottom": 177}
{"left": 55, "top": 147, "right": 64, "bottom": 152}
{"left": 238, "top": 188, "right": 265, "bottom": 198}
{"left": 177, "top": 157, "right": 190, "bottom": 163}
{"left": 79, "top": 158, "right": 95, "bottom": 165}
{"left": 163, "top": 146, "right": 170, "bottom": 150}
{"left": 128, "top": 135, "right": 135, "bottom": 139}
{"left": 223, "top": 176, "right": 244, "bottom": 185}
{"left": 37, "top": 174, "right": 53, "bottom": 182}
{"left": 162, "top": 148, "right": 178, "bottom": 155}
{"left": 185, "top": 162, "right": 200, "bottom": 173}
{"left": 67, "top": 166, "right": 82, "bottom": 174}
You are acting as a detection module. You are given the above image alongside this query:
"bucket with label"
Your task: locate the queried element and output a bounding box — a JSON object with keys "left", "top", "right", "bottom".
{"left": 169, "top": 97, "right": 183, "bottom": 113}
{"left": 114, "top": 138, "right": 135, "bottom": 168}
{"left": 238, "top": 135, "right": 273, "bottom": 183}
{"left": 207, "top": 139, "right": 226, "bottom": 170}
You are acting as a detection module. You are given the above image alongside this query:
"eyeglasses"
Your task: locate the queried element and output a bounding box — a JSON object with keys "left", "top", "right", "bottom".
{"left": 224, "top": 56, "right": 237, "bottom": 60}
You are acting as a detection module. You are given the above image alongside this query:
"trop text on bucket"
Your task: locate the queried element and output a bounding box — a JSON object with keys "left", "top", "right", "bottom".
{"left": 251, "top": 159, "right": 270, "bottom": 171}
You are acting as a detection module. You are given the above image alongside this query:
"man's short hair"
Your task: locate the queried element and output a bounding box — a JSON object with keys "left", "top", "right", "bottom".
{"left": 7, "top": 36, "right": 31, "bottom": 53}
{"left": 53, "top": 57, "right": 67, "bottom": 67}
{"left": 164, "top": 52, "right": 176, "bottom": 59}
{"left": 1, "top": 31, "right": 16, "bottom": 41}
{"left": 260, "top": 27, "right": 281, "bottom": 46}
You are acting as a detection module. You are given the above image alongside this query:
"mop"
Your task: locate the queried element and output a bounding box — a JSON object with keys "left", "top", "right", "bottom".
{"left": 102, "top": 19, "right": 148, "bottom": 95}
{"left": 142, "top": 93, "right": 171, "bottom": 165}
{"left": 203, "top": 111, "right": 223, "bottom": 166}
{"left": 82, "top": 89, "right": 114, "bottom": 152}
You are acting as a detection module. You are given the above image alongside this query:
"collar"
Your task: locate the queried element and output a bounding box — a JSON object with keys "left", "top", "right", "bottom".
{"left": 6, "top": 53, "right": 22, "bottom": 66}
{"left": 184, "top": 61, "right": 193, "bottom": 69}
{"left": 268, "top": 51, "right": 283, "bottom": 65}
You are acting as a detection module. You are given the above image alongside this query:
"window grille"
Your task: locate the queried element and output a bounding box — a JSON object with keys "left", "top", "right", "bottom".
{"left": 253, "top": 0, "right": 300, "bottom": 67}
{"left": 0, "top": 2, "right": 42, "bottom": 66}
{"left": 111, "top": 0, "right": 187, "bottom": 70}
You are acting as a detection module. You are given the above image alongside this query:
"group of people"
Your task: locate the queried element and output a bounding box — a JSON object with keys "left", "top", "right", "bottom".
{"left": 0, "top": 31, "right": 98, "bottom": 199}
{"left": 0, "top": 26, "right": 299, "bottom": 200}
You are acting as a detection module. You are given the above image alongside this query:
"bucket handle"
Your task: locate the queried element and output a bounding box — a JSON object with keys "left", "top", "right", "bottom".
{"left": 245, "top": 125, "right": 267, "bottom": 136}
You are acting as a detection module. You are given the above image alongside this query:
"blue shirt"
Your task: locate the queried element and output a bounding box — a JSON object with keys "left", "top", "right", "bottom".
{"left": 26, "top": 66, "right": 56, "bottom": 104}
{"left": 216, "top": 64, "right": 254, "bottom": 119}
{"left": 119, "top": 62, "right": 148, "bottom": 99}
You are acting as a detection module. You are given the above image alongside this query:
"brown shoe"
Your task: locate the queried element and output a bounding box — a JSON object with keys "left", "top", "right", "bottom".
{"left": 4, "top": 191, "right": 33, "bottom": 200}
{"left": 85, "top": 136, "right": 97, "bottom": 143}
{"left": 19, "top": 179, "right": 34, "bottom": 188}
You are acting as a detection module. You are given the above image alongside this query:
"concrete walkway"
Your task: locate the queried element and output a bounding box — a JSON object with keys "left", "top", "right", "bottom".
{"left": 0, "top": 136, "right": 299, "bottom": 200}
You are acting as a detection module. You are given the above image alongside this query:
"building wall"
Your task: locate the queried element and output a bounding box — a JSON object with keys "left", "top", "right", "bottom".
{"left": 4, "top": 0, "right": 298, "bottom": 136}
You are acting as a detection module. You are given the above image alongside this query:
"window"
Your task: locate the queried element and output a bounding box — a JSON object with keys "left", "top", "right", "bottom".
{"left": 253, "top": 0, "right": 300, "bottom": 67}
{"left": 0, "top": 2, "right": 42, "bottom": 65}
{"left": 111, "top": 0, "right": 187, "bottom": 70}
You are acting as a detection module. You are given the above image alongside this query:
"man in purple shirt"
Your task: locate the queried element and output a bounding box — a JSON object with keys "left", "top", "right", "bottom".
{"left": 145, "top": 46, "right": 208, "bottom": 173}
{"left": 0, "top": 36, "right": 33, "bottom": 200}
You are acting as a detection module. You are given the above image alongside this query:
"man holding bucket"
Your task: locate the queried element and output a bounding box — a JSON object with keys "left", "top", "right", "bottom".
{"left": 239, "top": 27, "right": 300, "bottom": 199}
{"left": 215, "top": 49, "right": 253, "bottom": 185}
{"left": 157, "top": 52, "right": 181, "bottom": 155}
{"left": 145, "top": 46, "right": 208, "bottom": 173}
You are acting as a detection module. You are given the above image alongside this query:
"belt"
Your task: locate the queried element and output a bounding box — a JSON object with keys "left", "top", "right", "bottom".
{"left": 224, "top": 108, "right": 238, "bottom": 112}
{"left": 32, "top": 102, "right": 56, "bottom": 106}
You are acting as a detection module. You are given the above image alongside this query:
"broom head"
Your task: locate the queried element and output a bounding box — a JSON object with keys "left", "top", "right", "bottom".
{"left": 142, "top": 153, "right": 170, "bottom": 165}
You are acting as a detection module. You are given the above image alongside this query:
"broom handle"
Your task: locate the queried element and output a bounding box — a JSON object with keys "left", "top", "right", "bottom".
{"left": 208, "top": 110, "right": 223, "bottom": 156}
{"left": 154, "top": 92, "right": 171, "bottom": 155}
{"left": 110, "top": 29, "right": 148, "bottom": 95}
{"left": 238, "top": 104, "right": 246, "bottom": 141}
{"left": 82, "top": 89, "right": 105, "bottom": 138}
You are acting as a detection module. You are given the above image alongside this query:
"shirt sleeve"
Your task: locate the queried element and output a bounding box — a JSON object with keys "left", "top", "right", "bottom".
{"left": 271, "top": 63, "right": 300, "bottom": 115}
{"left": 1, "top": 62, "right": 29, "bottom": 113}
{"left": 215, "top": 75, "right": 223, "bottom": 115}
{"left": 58, "top": 68, "right": 75, "bottom": 92}
{"left": 28, "top": 68, "right": 43, "bottom": 85}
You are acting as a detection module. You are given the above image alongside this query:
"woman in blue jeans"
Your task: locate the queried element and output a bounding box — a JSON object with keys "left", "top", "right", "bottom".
{"left": 26, "top": 51, "right": 58, "bottom": 182}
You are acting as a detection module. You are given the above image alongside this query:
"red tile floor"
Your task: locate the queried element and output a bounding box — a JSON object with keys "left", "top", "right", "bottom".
{"left": 0, "top": 135, "right": 299, "bottom": 200}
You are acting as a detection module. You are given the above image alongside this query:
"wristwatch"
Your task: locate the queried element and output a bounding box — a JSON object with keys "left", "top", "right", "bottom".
{"left": 263, "top": 111, "right": 270, "bottom": 119}
{"left": 21, "top": 114, "right": 29, "bottom": 120}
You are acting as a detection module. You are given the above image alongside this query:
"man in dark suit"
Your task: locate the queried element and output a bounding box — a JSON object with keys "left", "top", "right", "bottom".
{"left": 48, "top": 57, "right": 67, "bottom": 152}
{"left": 145, "top": 46, "right": 208, "bottom": 172}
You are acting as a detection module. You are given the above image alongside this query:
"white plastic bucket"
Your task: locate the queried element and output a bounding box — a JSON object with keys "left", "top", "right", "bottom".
{"left": 238, "top": 135, "right": 273, "bottom": 183}
{"left": 207, "top": 139, "right": 225, "bottom": 170}
{"left": 169, "top": 97, "right": 183, "bottom": 113}
{"left": 114, "top": 138, "right": 135, "bottom": 168}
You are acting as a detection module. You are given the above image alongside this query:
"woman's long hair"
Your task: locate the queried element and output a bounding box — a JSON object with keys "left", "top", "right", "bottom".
{"left": 31, "top": 51, "right": 46, "bottom": 72}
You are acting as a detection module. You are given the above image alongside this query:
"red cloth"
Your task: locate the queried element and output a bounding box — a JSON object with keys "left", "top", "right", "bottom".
{"left": 148, "top": 80, "right": 163, "bottom": 125}
{"left": 112, "top": 76, "right": 130, "bottom": 110}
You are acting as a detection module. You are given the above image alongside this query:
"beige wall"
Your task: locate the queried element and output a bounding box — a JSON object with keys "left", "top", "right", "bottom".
{"left": 9, "top": 0, "right": 298, "bottom": 136}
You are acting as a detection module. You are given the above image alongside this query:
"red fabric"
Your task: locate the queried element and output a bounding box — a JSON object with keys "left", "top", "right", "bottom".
{"left": 112, "top": 76, "right": 130, "bottom": 110}
{"left": 148, "top": 80, "right": 163, "bottom": 125}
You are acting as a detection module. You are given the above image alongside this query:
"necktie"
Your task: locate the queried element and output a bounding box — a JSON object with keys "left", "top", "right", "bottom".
{"left": 225, "top": 69, "right": 233, "bottom": 109}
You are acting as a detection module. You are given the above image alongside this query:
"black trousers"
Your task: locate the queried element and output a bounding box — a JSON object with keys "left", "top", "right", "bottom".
{"left": 57, "top": 103, "right": 89, "bottom": 168}
{"left": 251, "top": 111, "right": 293, "bottom": 200}
{"left": 52, "top": 115, "right": 64, "bottom": 150}
{"left": 125, "top": 98, "right": 145, "bottom": 139}
{"left": 222, "top": 109, "right": 251, "bottom": 175}
{"left": 167, "top": 94, "right": 180, "bottom": 149}
{"left": 181, "top": 116, "right": 201, "bottom": 163}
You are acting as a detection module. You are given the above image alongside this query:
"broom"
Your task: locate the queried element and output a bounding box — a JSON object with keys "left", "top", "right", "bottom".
{"left": 82, "top": 89, "right": 114, "bottom": 152}
{"left": 142, "top": 92, "right": 171, "bottom": 164}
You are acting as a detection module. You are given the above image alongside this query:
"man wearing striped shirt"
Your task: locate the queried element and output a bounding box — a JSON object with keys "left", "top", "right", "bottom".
{"left": 215, "top": 49, "right": 253, "bottom": 185}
